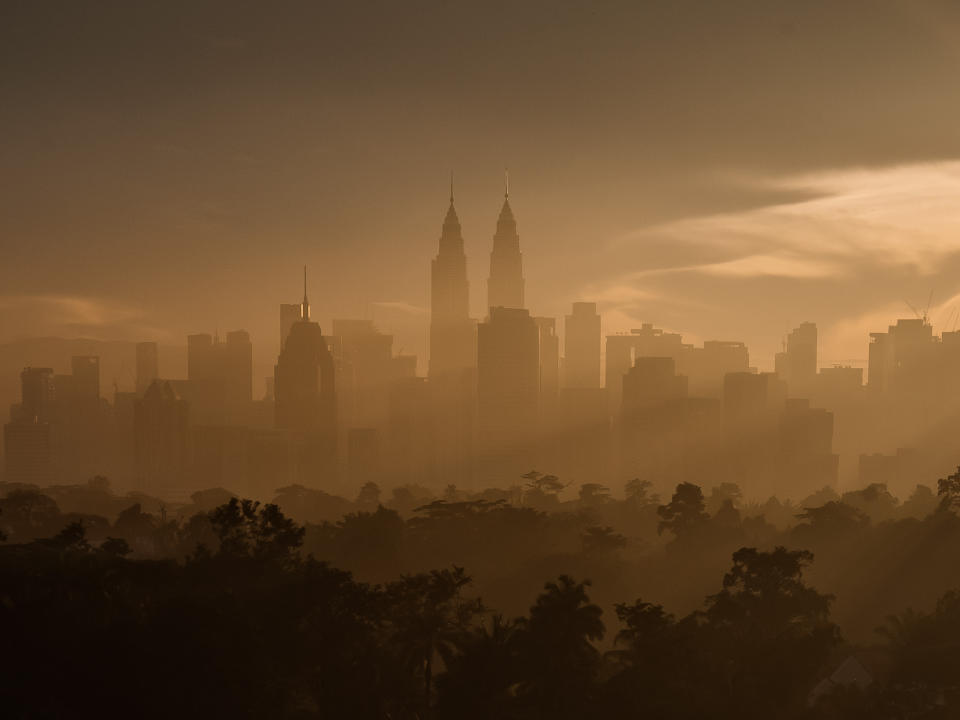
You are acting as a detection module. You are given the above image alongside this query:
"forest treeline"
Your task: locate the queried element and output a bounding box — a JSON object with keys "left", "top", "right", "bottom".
{"left": 3, "top": 473, "right": 960, "bottom": 717}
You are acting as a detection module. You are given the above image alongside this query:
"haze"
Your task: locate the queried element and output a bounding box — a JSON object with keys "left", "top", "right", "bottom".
{"left": 5, "top": 0, "right": 960, "bottom": 380}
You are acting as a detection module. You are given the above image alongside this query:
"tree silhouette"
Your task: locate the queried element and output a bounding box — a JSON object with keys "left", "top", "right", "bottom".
{"left": 657, "top": 482, "right": 709, "bottom": 538}
{"left": 386, "top": 566, "right": 484, "bottom": 711}
{"left": 516, "top": 575, "right": 604, "bottom": 718}
{"left": 208, "top": 497, "right": 304, "bottom": 561}
{"left": 704, "top": 546, "right": 840, "bottom": 715}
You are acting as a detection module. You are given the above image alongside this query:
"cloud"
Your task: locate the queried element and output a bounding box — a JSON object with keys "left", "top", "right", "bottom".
{"left": 0, "top": 295, "right": 171, "bottom": 342}
{"left": 586, "top": 161, "right": 960, "bottom": 369}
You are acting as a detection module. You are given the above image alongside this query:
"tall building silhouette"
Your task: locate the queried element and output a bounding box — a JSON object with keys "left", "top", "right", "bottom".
{"left": 534, "top": 316, "right": 560, "bottom": 424}
{"left": 273, "top": 271, "right": 337, "bottom": 482}
{"left": 487, "top": 174, "right": 524, "bottom": 311}
{"left": 775, "top": 322, "right": 817, "bottom": 398}
{"left": 477, "top": 307, "right": 539, "bottom": 465}
{"left": 186, "top": 330, "right": 253, "bottom": 423}
{"left": 429, "top": 183, "right": 476, "bottom": 378}
{"left": 280, "top": 303, "right": 301, "bottom": 351}
{"left": 564, "top": 302, "right": 601, "bottom": 389}
{"left": 136, "top": 342, "right": 159, "bottom": 396}
{"left": 3, "top": 368, "right": 56, "bottom": 483}
{"left": 134, "top": 380, "right": 189, "bottom": 492}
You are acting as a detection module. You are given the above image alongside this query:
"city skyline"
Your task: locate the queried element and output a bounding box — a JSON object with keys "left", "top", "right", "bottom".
{"left": 6, "top": 2, "right": 960, "bottom": 377}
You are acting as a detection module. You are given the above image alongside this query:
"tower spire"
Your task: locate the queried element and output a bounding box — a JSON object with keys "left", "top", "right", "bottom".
{"left": 450, "top": 171, "right": 454, "bottom": 204}
{"left": 504, "top": 167, "right": 509, "bottom": 199}
{"left": 301, "top": 265, "right": 310, "bottom": 320}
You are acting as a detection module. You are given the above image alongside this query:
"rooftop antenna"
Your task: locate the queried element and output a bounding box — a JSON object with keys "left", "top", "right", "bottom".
{"left": 449, "top": 171, "right": 454, "bottom": 204}
{"left": 301, "top": 265, "right": 310, "bottom": 320}
{"left": 504, "top": 167, "right": 509, "bottom": 199}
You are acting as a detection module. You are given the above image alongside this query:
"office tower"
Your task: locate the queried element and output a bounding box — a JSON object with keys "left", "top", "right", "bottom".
{"left": 15, "top": 367, "right": 55, "bottom": 422}
{"left": 534, "top": 316, "right": 560, "bottom": 422}
{"left": 622, "top": 357, "right": 689, "bottom": 413}
{"left": 136, "top": 342, "right": 159, "bottom": 396}
{"left": 134, "top": 380, "right": 189, "bottom": 491}
{"left": 387, "top": 377, "right": 436, "bottom": 486}
{"left": 620, "top": 357, "right": 688, "bottom": 488}
{"left": 775, "top": 322, "right": 817, "bottom": 398}
{"left": 564, "top": 302, "right": 601, "bottom": 389}
{"left": 487, "top": 177, "right": 524, "bottom": 311}
{"left": 3, "top": 367, "right": 56, "bottom": 483}
{"left": 187, "top": 333, "right": 215, "bottom": 383}
{"left": 429, "top": 185, "right": 476, "bottom": 378}
{"left": 186, "top": 330, "right": 253, "bottom": 423}
{"left": 274, "top": 270, "right": 336, "bottom": 465}
{"left": 477, "top": 307, "right": 540, "bottom": 454}
{"left": 723, "top": 372, "right": 787, "bottom": 426}
{"left": 70, "top": 356, "right": 100, "bottom": 402}
{"left": 223, "top": 330, "right": 253, "bottom": 408}
{"left": 275, "top": 321, "right": 336, "bottom": 435}
{"left": 680, "top": 340, "right": 750, "bottom": 398}
{"left": 778, "top": 398, "right": 838, "bottom": 496}
{"left": 868, "top": 318, "right": 937, "bottom": 394}
{"left": 332, "top": 319, "right": 394, "bottom": 432}
{"left": 722, "top": 371, "right": 788, "bottom": 497}
{"left": 274, "top": 306, "right": 337, "bottom": 483}
{"left": 280, "top": 303, "right": 302, "bottom": 351}
{"left": 606, "top": 324, "right": 687, "bottom": 413}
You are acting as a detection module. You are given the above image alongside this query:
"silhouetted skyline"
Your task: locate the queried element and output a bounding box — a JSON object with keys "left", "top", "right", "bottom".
{"left": 5, "top": 1, "right": 960, "bottom": 378}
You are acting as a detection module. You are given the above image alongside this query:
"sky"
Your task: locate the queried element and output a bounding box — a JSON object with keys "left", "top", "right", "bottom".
{"left": 3, "top": 0, "right": 960, "bottom": 385}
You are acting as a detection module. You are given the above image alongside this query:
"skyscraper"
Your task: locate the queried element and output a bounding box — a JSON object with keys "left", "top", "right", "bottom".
{"left": 274, "top": 278, "right": 336, "bottom": 438}
{"left": 136, "top": 341, "right": 159, "bottom": 396}
{"left": 534, "top": 316, "right": 560, "bottom": 422}
{"left": 4, "top": 367, "right": 56, "bottom": 484}
{"left": 274, "top": 273, "right": 337, "bottom": 484}
{"left": 429, "top": 182, "right": 476, "bottom": 378}
{"left": 564, "top": 302, "right": 601, "bottom": 389}
{"left": 280, "top": 303, "right": 302, "bottom": 351}
{"left": 477, "top": 307, "right": 540, "bottom": 452}
{"left": 487, "top": 174, "right": 524, "bottom": 312}
{"left": 775, "top": 322, "right": 817, "bottom": 398}
{"left": 134, "top": 380, "right": 189, "bottom": 492}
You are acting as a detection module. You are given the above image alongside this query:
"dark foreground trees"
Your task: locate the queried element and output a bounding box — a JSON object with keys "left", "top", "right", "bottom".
{"left": 1, "top": 498, "right": 959, "bottom": 719}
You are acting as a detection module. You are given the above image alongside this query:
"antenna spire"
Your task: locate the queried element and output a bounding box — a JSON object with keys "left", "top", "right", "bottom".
{"left": 449, "top": 171, "right": 454, "bottom": 204}
{"left": 301, "top": 265, "right": 310, "bottom": 320}
{"left": 504, "top": 167, "right": 509, "bottom": 199}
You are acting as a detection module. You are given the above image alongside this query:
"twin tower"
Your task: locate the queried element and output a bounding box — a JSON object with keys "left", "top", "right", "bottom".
{"left": 429, "top": 178, "right": 525, "bottom": 378}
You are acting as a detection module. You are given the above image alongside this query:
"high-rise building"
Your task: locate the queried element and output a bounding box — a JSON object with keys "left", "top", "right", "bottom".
{"left": 606, "top": 324, "right": 687, "bottom": 413}
{"left": 15, "top": 367, "right": 55, "bottom": 422}
{"left": 185, "top": 330, "right": 253, "bottom": 423}
{"left": 564, "top": 302, "right": 601, "bottom": 389}
{"left": 775, "top": 322, "right": 817, "bottom": 398}
{"left": 487, "top": 177, "right": 524, "bottom": 312}
{"left": 275, "top": 321, "right": 336, "bottom": 436}
{"left": 136, "top": 342, "right": 159, "bottom": 396}
{"left": 274, "top": 308, "right": 337, "bottom": 483}
{"left": 70, "top": 356, "right": 100, "bottom": 402}
{"left": 429, "top": 185, "right": 476, "bottom": 378}
{"left": 534, "top": 316, "right": 560, "bottom": 424}
{"left": 477, "top": 307, "right": 540, "bottom": 452}
{"left": 134, "top": 380, "right": 189, "bottom": 492}
{"left": 332, "top": 319, "right": 394, "bottom": 432}
{"left": 280, "top": 303, "right": 302, "bottom": 351}
{"left": 4, "top": 367, "right": 56, "bottom": 483}
{"left": 868, "top": 318, "right": 937, "bottom": 394}
{"left": 620, "top": 357, "right": 689, "bottom": 488}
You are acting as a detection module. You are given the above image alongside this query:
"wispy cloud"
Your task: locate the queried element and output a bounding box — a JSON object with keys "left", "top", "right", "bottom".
{"left": 590, "top": 161, "right": 960, "bottom": 368}
{"left": 0, "top": 295, "right": 171, "bottom": 342}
